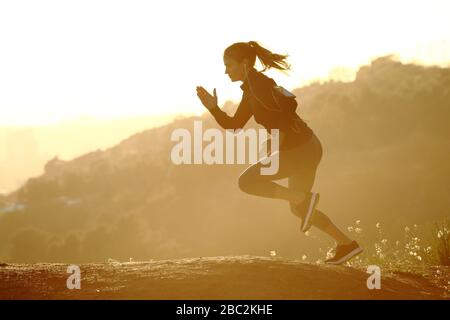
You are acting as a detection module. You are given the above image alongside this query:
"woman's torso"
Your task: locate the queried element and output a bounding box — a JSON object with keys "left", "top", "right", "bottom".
{"left": 241, "top": 69, "right": 314, "bottom": 150}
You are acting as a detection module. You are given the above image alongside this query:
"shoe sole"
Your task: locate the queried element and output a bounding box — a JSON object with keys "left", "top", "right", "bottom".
{"left": 301, "top": 192, "right": 319, "bottom": 232}
{"left": 325, "top": 247, "right": 363, "bottom": 265}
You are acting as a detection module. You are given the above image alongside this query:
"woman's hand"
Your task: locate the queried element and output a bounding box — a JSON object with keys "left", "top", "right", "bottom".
{"left": 196, "top": 86, "right": 218, "bottom": 111}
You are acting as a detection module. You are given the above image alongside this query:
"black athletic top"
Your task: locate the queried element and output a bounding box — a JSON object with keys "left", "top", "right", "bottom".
{"left": 209, "top": 68, "right": 313, "bottom": 151}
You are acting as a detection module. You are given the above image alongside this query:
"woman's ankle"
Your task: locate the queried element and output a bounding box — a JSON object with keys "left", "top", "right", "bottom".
{"left": 336, "top": 239, "right": 353, "bottom": 246}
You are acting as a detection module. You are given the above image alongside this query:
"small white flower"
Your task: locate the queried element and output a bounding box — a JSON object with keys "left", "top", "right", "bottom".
{"left": 326, "top": 247, "right": 334, "bottom": 259}
{"left": 302, "top": 255, "right": 307, "bottom": 261}
{"left": 356, "top": 220, "right": 361, "bottom": 225}
{"left": 376, "top": 222, "right": 381, "bottom": 229}
{"left": 270, "top": 250, "right": 277, "bottom": 257}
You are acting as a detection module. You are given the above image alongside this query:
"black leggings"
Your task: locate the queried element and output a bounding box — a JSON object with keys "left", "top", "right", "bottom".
{"left": 238, "top": 134, "right": 332, "bottom": 230}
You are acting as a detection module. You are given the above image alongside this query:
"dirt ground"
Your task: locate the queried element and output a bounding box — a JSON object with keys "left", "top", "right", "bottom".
{"left": 0, "top": 255, "right": 449, "bottom": 300}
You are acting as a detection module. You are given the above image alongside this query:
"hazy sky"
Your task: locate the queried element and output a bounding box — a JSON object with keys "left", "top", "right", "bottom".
{"left": 0, "top": 0, "right": 449, "bottom": 125}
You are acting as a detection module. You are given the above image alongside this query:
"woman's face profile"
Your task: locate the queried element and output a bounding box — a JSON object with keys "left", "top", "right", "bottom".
{"left": 223, "top": 55, "right": 247, "bottom": 82}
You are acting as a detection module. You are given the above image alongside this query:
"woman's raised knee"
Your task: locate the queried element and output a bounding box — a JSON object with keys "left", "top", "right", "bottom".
{"left": 238, "top": 172, "right": 255, "bottom": 193}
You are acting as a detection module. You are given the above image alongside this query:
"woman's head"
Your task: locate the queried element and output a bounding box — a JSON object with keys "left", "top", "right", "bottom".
{"left": 223, "top": 41, "right": 291, "bottom": 82}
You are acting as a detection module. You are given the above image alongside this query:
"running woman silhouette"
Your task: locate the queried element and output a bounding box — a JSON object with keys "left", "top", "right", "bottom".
{"left": 196, "top": 41, "right": 362, "bottom": 264}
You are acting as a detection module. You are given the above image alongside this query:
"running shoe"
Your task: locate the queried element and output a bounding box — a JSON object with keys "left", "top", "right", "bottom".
{"left": 325, "top": 241, "right": 363, "bottom": 265}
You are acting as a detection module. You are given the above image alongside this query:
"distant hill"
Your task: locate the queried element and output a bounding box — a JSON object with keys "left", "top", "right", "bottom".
{"left": 0, "top": 56, "right": 449, "bottom": 264}
{"left": 0, "top": 114, "right": 177, "bottom": 194}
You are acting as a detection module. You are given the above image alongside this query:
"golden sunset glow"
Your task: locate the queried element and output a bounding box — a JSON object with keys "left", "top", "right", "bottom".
{"left": 0, "top": 0, "right": 449, "bottom": 125}
{"left": 1, "top": 1, "right": 450, "bottom": 302}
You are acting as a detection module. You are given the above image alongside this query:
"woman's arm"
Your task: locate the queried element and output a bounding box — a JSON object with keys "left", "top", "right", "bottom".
{"left": 209, "top": 93, "right": 253, "bottom": 130}
{"left": 196, "top": 86, "right": 253, "bottom": 130}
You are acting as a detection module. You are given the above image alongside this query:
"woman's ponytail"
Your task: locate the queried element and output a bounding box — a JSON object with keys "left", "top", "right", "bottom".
{"left": 247, "top": 41, "right": 291, "bottom": 72}
{"left": 224, "top": 41, "right": 291, "bottom": 73}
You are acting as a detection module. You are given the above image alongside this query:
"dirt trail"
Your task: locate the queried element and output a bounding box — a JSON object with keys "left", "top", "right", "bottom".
{"left": 0, "top": 256, "right": 448, "bottom": 299}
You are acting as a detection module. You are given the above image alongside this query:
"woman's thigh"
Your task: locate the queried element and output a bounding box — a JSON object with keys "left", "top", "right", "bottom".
{"left": 240, "top": 134, "right": 323, "bottom": 184}
{"left": 287, "top": 135, "right": 323, "bottom": 215}
{"left": 288, "top": 134, "right": 323, "bottom": 192}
